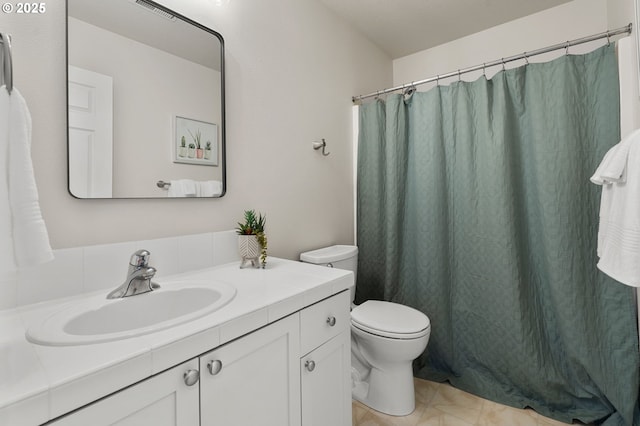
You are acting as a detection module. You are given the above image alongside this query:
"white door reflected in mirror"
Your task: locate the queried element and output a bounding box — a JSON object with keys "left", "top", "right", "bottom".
{"left": 68, "top": 66, "right": 113, "bottom": 198}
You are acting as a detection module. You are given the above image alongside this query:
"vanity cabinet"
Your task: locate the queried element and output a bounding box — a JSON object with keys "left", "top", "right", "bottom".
{"left": 300, "top": 290, "right": 351, "bottom": 426}
{"left": 45, "top": 291, "right": 351, "bottom": 426}
{"left": 199, "top": 314, "right": 301, "bottom": 426}
{"left": 48, "top": 359, "right": 200, "bottom": 426}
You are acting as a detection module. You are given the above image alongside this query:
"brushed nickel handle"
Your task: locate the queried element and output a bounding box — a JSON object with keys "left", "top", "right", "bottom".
{"left": 183, "top": 369, "right": 200, "bottom": 386}
{"left": 207, "top": 359, "right": 223, "bottom": 375}
{"left": 305, "top": 360, "right": 316, "bottom": 372}
{"left": 326, "top": 316, "right": 336, "bottom": 327}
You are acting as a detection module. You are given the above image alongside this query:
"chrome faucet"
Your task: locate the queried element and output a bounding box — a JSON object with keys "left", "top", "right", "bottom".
{"left": 107, "top": 249, "right": 160, "bottom": 299}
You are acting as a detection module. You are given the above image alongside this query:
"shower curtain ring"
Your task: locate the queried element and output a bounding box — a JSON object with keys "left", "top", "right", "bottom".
{"left": 524, "top": 52, "right": 529, "bottom": 65}
{"left": 565, "top": 41, "right": 570, "bottom": 55}
{"left": 607, "top": 32, "right": 611, "bottom": 46}
{"left": 403, "top": 82, "right": 416, "bottom": 97}
{"left": 482, "top": 63, "right": 486, "bottom": 77}
{"left": 458, "top": 70, "right": 461, "bottom": 82}
{"left": 436, "top": 75, "right": 440, "bottom": 86}
{"left": 501, "top": 58, "right": 505, "bottom": 71}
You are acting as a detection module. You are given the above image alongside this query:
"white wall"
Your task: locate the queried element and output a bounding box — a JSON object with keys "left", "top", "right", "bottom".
{"left": 1, "top": 0, "right": 392, "bottom": 260}
{"left": 393, "top": 0, "right": 612, "bottom": 89}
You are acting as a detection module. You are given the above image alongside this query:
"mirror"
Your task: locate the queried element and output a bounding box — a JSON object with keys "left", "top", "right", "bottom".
{"left": 67, "top": 0, "right": 225, "bottom": 198}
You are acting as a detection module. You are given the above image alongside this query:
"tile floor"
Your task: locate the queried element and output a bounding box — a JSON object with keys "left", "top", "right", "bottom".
{"left": 352, "top": 378, "right": 591, "bottom": 426}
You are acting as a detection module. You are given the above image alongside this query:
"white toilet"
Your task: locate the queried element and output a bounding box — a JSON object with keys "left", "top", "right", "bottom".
{"left": 300, "top": 245, "right": 431, "bottom": 416}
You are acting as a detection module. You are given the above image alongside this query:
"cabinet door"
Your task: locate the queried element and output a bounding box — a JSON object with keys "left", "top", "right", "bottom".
{"left": 200, "top": 314, "right": 301, "bottom": 426}
{"left": 301, "top": 330, "right": 351, "bottom": 426}
{"left": 49, "top": 359, "right": 199, "bottom": 426}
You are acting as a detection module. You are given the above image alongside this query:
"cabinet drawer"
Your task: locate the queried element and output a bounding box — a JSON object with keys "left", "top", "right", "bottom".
{"left": 300, "top": 290, "right": 350, "bottom": 355}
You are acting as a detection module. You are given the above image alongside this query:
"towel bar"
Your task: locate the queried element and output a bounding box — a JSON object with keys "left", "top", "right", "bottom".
{"left": 0, "top": 33, "right": 13, "bottom": 94}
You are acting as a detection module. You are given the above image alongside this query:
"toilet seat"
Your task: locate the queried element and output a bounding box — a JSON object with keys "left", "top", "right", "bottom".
{"left": 351, "top": 300, "right": 430, "bottom": 340}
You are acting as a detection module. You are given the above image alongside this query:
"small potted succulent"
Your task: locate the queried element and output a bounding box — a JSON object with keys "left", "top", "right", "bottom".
{"left": 187, "top": 143, "right": 196, "bottom": 158}
{"left": 236, "top": 210, "right": 267, "bottom": 269}
{"left": 179, "top": 136, "right": 187, "bottom": 157}
{"left": 189, "top": 129, "right": 204, "bottom": 159}
{"left": 204, "top": 141, "right": 212, "bottom": 160}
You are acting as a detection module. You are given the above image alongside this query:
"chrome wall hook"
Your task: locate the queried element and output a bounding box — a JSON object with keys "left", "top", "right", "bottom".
{"left": 313, "top": 139, "right": 330, "bottom": 156}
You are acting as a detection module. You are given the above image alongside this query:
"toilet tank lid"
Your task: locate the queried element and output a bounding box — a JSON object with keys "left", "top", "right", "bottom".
{"left": 300, "top": 245, "right": 358, "bottom": 264}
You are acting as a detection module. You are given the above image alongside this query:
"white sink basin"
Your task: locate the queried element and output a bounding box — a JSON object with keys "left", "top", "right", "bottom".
{"left": 26, "top": 281, "right": 236, "bottom": 346}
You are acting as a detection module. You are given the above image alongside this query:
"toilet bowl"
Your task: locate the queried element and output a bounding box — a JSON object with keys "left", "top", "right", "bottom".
{"left": 300, "top": 245, "right": 431, "bottom": 416}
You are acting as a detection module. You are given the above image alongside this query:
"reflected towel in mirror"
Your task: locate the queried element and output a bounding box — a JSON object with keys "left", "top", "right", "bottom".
{"left": 198, "top": 180, "right": 222, "bottom": 197}
{"left": 167, "top": 179, "right": 198, "bottom": 197}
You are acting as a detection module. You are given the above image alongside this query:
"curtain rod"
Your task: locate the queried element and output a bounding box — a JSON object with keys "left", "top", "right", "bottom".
{"left": 352, "top": 23, "right": 632, "bottom": 103}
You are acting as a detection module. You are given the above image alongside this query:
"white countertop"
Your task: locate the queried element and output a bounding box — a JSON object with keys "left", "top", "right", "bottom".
{"left": 0, "top": 258, "right": 353, "bottom": 426}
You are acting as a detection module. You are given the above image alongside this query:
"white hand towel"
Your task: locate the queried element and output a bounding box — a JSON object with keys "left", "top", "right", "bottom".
{"left": 0, "top": 86, "right": 53, "bottom": 270}
{"left": 197, "top": 180, "right": 222, "bottom": 197}
{"left": 593, "top": 128, "right": 640, "bottom": 286}
{"left": 167, "top": 179, "right": 197, "bottom": 197}
{"left": 590, "top": 129, "right": 638, "bottom": 184}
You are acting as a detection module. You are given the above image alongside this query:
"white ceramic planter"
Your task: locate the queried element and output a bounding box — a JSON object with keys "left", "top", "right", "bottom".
{"left": 238, "top": 235, "right": 260, "bottom": 268}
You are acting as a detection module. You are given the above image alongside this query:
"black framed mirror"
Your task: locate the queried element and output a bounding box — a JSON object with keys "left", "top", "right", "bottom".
{"left": 67, "top": 0, "right": 225, "bottom": 198}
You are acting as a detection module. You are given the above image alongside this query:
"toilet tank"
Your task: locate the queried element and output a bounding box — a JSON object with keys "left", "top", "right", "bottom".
{"left": 300, "top": 245, "right": 358, "bottom": 302}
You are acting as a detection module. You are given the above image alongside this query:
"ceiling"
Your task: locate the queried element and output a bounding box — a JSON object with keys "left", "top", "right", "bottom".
{"left": 68, "top": 0, "right": 221, "bottom": 70}
{"left": 318, "top": 0, "right": 573, "bottom": 59}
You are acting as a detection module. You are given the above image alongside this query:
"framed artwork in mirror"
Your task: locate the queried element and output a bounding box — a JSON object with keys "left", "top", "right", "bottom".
{"left": 174, "top": 116, "right": 218, "bottom": 166}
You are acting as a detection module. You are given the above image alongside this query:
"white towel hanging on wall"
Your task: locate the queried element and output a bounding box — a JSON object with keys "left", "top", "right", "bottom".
{"left": 0, "top": 86, "right": 53, "bottom": 271}
{"left": 592, "top": 128, "right": 640, "bottom": 286}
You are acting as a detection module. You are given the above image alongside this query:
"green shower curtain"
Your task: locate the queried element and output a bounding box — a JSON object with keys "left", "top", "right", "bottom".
{"left": 356, "top": 44, "right": 640, "bottom": 426}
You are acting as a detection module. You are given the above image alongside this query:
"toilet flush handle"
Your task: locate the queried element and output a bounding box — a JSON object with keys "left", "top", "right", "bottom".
{"left": 326, "top": 263, "right": 333, "bottom": 268}
{"left": 326, "top": 316, "right": 336, "bottom": 327}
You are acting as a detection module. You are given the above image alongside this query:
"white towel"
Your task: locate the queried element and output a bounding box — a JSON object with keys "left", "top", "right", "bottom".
{"left": 197, "top": 180, "right": 222, "bottom": 197}
{"left": 590, "top": 129, "right": 638, "bottom": 185}
{"left": 0, "top": 86, "right": 53, "bottom": 270}
{"left": 593, "top": 128, "right": 640, "bottom": 286}
{"left": 167, "top": 179, "right": 197, "bottom": 197}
